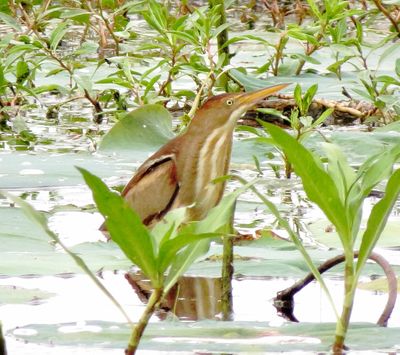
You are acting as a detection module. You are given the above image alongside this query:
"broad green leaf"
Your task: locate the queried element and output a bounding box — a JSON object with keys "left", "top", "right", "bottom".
{"left": 307, "top": 218, "right": 400, "bottom": 249}
{"left": 77, "top": 167, "right": 159, "bottom": 286}
{"left": 9, "top": 320, "right": 400, "bottom": 352}
{"left": 0, "top": 285, "right": 55, "bottom": 305}
{"left": 16, "top": 61, "right": 30, "bottom": 84}
{"left": 263, "top": 123, "right": 348, "bottom": 242}
{"left": 99, "top": 104, "right": 174, "bottom": 152}
{"left": 358, "top": 278, "right": 400, "bottom": 293}
{"left": 356, "top": 169, "right": 400, "bottom": 276}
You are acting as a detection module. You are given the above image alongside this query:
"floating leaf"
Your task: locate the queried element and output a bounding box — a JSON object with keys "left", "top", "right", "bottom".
{"left": 99, "top": 104, "right": 174, "bottom": 153}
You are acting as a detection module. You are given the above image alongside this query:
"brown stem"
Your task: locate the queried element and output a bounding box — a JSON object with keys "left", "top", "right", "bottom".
{"left": 372, "top": 0, "right": 400, "bottom": 38}
{"left": 221, "top": 236, "right": 234, "bottom": 320}
{"left": 84, "top": 89, "right": 103, "bottom": 124}
{"left": 274, "top": 251, "right": 397, "bottom": 326}
{"left": 97, "top": 0, "right": 120, "bottom": 55}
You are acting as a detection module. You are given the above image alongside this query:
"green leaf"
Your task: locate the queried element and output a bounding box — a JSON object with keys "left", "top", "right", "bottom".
{"left": 163, "top": 181, "right": 253, "bottom": 292}
{"left": 59, "top": 8, "right": 91, "bottom": 24}
{"left": 312, "top": 108, "right": 333, "bottom": 128}
{"left": 356, "top": 144, "right": 400, "bottom": 197}
{"left": 16, "top": 61, "right": 30, "bottom": 84}
{"left": 164, "top": 239, "right": 210, "bottom": 293}
{"left": 77, "top": 167, "right": 159, "bottom": 286}
{"left": 73, "top": 74, "right": 93, "bottom": 95}
{"left": 305, "top": 0, "right": 322, "bottom": 19}
{"left": 287, "top": 29, "right": 320, "bottom": 46}
{"left": 99, "top": 104, "right": 175, "bottom": 153}
{"left": 0, "top": 191, "right": 132, "bottom": 323}
{"left": 356, "top": 168, "right": 400, "bottom": 276}
{"left": 9, "top": 320, "right": 400, "bottom": 352}
{"left": 321, "top": 143, "right": 356, "bottom": 203}
{"left": 158, "top": 232, "right": 221, "bottom": 273}
{"left": 0, "top": 11, "right": 22, "bottom": 31}
{"left": 234, "top": 176, "right": 339, "bottom": 319}
{"left": 263, "top": 123, "right": 348, "bottom": 242}
{"left": 0, "top": 285, "right": 55, "bottom": 305}
{"left": 396, "top": 58, "right": 400, "bottom": 78}
{"left": 50, "top": 22, "right": 69, "bottom": 51}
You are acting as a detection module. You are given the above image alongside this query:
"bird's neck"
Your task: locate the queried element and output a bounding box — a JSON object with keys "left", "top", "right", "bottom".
{"left": 187, "top": 109, "right": 237, "bottom": 139}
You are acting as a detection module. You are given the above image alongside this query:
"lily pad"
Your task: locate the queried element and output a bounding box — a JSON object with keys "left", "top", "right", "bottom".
{"left": 307, "top": 217, "right": 400, "bottom": 249}
{"left": 0, "top": 206, "right": 130, "bottom": 276}
{"left": 99, "top": 104, "right": 175, "bottom": 153}
{"left": 9, "top": 320, "right": 400, "bottom": 352}
{"left": 0, "top": 285, "right": 55, "bottom": 305}
{"left": 229, "top": 68, "right": 358, "bottom": 100}
{"left": 358, "top": 278, "right": 400, "bottom": 293}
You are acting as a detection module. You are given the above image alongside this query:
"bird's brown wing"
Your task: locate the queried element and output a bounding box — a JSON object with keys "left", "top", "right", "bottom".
{"left": 121, "top": 156, "right": 179, "bottom": 226}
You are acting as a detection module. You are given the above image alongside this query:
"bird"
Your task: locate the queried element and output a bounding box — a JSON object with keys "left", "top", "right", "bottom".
{"left": 110, "top": 84, "right": 288, "bottom": 228}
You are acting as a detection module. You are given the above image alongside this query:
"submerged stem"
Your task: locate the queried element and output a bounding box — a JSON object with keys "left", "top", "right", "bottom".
{"left": 221, "top": 235, "right": 234, "bottom": 320}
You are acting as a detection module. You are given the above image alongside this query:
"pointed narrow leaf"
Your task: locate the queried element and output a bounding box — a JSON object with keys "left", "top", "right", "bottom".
{"left": 0, "top": 191, "right": 132, "bottom": 324}
{"left": 164, "top": 239, "right": 210, "bottom": 293}
{"left": 77, "top": 167, "right": 159, "bottom": 285}
{"left": 263, "top": 123, "right": 348, "bottom": 241}
{"left": 50, "top": 22, "right": 69, "bottom": 51}
{"left": 163, "top": 182, "right": 252, "bottom": 292}
{"left": 158, "top": 232, "right": 221, "bottom": 273}
{"left": 356, "top": 169, "right": 400, "bottom": 275}
{"left": 321, "top": 143, "right": 356, "bottom": 203}
{"left": 0, "top": 12, "right": 22, "bottom": 31}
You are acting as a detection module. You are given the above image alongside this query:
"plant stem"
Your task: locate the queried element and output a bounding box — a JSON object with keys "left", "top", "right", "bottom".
{"left": 0, "top": 322, "right": 6, "bottom": 355}
{"left": 208, "top": 0, "right": 230, "bottom": 90}
{"left": 126, "top": 287, "right": 163, "bottom": 355}
{"left": 333, "top": 256, "right": 355, "bottom": 353}
{"left": 221, "top": 236, "right": 234, "bottom": 320}
{"left": 274, "top": 251, "right": 397, "bottom": 326}
{"left": 372, "top": 0, "right": 400, "bottom": 38}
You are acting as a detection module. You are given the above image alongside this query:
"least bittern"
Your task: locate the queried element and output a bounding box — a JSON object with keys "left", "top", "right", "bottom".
{"left": 107, "top": 84, "right": 288, "bottom": 228}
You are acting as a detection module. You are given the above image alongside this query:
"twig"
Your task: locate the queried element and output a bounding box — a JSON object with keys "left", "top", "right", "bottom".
{"left": 372, "top": 0, "right": 400, "bottom": 38}
{"left": 274, "top": 251, "right": 397, "bottom": 326}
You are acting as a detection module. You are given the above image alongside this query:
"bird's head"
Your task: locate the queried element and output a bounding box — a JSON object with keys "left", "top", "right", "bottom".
{"left": 193, "top": 83, "right": 290, "bottom": 130}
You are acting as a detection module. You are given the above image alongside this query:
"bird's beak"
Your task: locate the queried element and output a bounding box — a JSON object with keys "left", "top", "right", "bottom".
{"left": 237, "top": 83, "right": 290, "bottom": 108}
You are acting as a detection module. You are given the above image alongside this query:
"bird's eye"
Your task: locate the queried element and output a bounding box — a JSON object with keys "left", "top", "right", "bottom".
{"left": 226, "top": 99, "right": 234, "bottom": 106}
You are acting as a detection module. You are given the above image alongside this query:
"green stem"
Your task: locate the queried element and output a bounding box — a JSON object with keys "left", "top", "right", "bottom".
{"left": 126, "top": 287, "right": 163, "bottom": 355}
{"left": 208, "top": 0, "right": 230, "bottom": 90}
{"left": 333, "top": 256, "right": 356, "bottom": 353}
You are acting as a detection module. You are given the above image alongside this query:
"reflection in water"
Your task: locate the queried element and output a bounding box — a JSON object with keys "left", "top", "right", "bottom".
{"left": 126, "top": 272, "right": 222, "bottom": 321}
